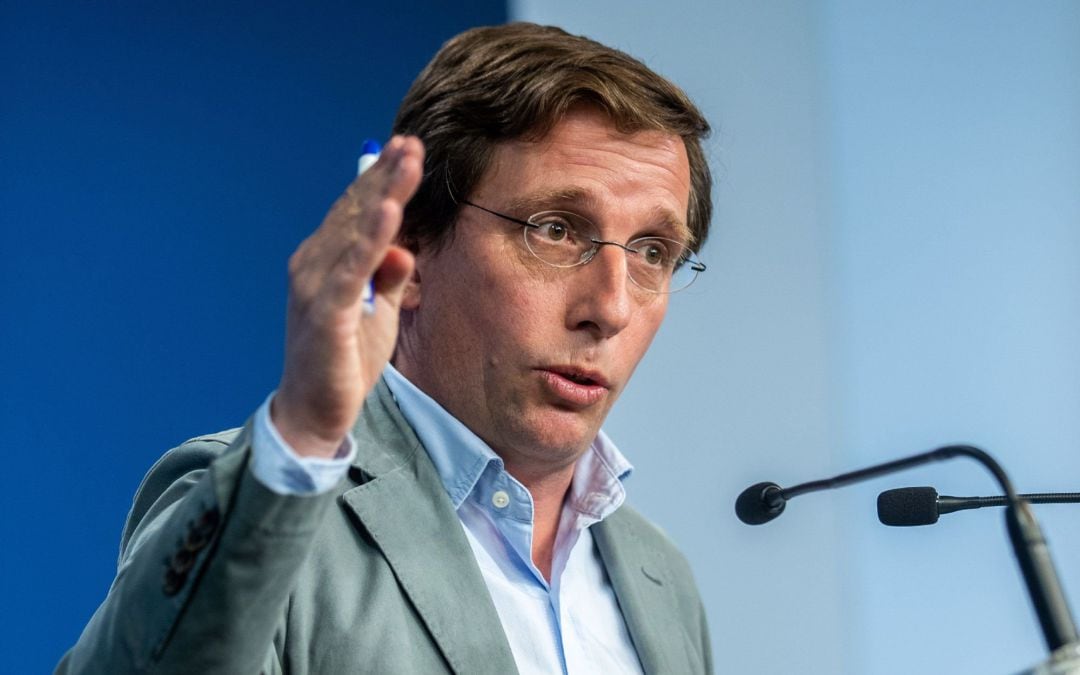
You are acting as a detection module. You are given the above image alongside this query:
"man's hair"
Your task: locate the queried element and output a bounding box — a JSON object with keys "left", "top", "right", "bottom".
{"left": 392, "top": 22, "right": 712, "bottom": 253}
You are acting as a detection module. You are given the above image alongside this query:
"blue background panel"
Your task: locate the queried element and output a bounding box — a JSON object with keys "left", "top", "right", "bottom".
{"left": 1, "top": 2, "right": 505, "bottom": 670}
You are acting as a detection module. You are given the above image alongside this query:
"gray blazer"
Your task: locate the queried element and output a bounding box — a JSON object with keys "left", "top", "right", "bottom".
{"left": 58, "top": 380, "right": 712, "bottom": 674}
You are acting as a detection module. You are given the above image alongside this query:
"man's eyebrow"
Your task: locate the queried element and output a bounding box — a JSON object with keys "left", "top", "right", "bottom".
{"left": 505, "top": 188, "right": 590, "bottom": 214}
{"left": 506, "top": 188, "right": 692, "bottom": 245}
{"left": 645, "top": 205, "right": 693, "bottom": 246}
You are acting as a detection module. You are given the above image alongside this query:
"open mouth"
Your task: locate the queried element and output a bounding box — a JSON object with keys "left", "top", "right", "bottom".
{"left": 539, "top": 368, "right": 609, "bottom": 407}
{"left": 562, "top": 371, "right": 596, "bottom": 385}
{"left": 545, "top": 366, "right": 610, "bottom": 390}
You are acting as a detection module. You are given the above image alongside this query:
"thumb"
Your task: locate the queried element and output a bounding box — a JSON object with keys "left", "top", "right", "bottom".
{"left": 372, "top": 245, "right": 416, "bottom": 310}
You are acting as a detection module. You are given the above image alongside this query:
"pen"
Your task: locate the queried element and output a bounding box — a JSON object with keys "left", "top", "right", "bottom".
{"left": 357, "top": 139, "right": 381, "bottom": 315}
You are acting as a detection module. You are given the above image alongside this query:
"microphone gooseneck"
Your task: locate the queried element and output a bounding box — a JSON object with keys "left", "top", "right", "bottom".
{"left": 735, "top": 444, "right": 1079, "bottom": 653}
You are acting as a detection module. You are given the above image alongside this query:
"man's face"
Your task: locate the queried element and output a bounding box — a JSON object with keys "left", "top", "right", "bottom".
{"left": 396, "top": 107, "right": 692, "bottom": 477}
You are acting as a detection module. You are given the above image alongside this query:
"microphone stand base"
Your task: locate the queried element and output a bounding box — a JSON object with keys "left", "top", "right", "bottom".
{"left": 1017, "top": 642, "right": 1080, "bottom": 675}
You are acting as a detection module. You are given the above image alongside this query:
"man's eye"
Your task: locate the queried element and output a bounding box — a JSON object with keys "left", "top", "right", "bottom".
{"left": 640, "top": 242, "right": 670, "bottom": 266}
{"left": 538, "top": 221, "right": 570, "bottom": 242}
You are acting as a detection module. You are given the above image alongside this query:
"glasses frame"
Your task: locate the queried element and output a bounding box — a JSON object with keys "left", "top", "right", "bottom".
{"left": 457, "top": 199, "right": 706, "bottom": 294}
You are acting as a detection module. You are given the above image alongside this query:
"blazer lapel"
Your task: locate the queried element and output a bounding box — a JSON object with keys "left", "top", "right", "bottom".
{"left": 339, "top": 380, "right": 518, "bottom": 675}
{"left": 593, "top": 509, "right": 692, "bottom": 675}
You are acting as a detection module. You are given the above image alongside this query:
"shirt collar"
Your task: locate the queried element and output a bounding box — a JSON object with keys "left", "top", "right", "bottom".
{"left": 382, "top": 364, "right": 633, "bottom": 518}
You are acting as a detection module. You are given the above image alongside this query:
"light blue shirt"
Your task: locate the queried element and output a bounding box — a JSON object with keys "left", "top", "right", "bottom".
{"left": 251, "top": 366, "right": 644, "bottom": 674}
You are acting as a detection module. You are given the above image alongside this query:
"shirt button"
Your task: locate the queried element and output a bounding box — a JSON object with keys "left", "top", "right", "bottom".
{"left": 491, "top": 490, "right": 510, "bottom": 509}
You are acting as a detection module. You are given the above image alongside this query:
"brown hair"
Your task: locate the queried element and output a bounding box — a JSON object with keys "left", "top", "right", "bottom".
{"left": 392, "top": 23, "right": 712, "bottom": 252}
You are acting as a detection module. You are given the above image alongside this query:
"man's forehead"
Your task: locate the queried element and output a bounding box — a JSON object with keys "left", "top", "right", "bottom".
{"left": 477, "top": 110, "right": 692, "bottom": 241}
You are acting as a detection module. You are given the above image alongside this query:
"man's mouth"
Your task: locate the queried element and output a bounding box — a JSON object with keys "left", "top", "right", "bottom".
{"left": 538, "top": 366, "right": 611, "bottom": 407}
{"left": 546, "top": 366, "right": 610, "bottom": 388}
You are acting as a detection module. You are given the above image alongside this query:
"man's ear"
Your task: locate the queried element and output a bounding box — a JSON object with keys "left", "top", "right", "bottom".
{"left": 400, "top": 263, "right": 421, "bottom": 310}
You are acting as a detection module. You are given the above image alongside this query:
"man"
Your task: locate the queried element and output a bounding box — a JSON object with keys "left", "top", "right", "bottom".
{"left": 59, "top": 23, "right": 713, "bottom": 674}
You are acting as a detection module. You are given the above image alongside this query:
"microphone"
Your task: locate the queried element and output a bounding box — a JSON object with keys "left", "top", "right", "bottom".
{"left": 734, "top": 448, "right": 969, "bottom": 526}
{"left": 734, "top": 482, "right": 786, "bottom": 525}
{"left": 878, "top": 487, "right": 1080, "bottom": 526}
{"left": 734, "top": 444, "right": 1079, "bottom": 653}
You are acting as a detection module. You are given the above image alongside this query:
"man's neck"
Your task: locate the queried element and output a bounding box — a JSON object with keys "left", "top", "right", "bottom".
{"left": 503, "top": 459, "right": 577, "bottom": 582}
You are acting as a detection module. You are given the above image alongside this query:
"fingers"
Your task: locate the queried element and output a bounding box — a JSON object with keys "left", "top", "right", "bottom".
{"left": 348, "top": 135, "right": 425, "bottom": 208}
{"left": 351, "top": 137, "right": 424, "bottom": 260}
{"left": 327, "top": 135, "right": 423, "bottom": 273}
{"left": 325, "top": 199, "right": 403, "bottom": 308}
{"left": 290, "top": 135, "right": 424, "bottom": 311}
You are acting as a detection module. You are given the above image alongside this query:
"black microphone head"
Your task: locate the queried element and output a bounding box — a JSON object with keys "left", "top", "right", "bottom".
{"left": 736, "top": 482, "right": 786, "bottom": 525}
{"left": 877, "top": 487, "right": 940, "bottom": 526}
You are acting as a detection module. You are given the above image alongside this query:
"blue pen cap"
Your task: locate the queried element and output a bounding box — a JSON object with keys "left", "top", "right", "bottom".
{"left": 361, "top": 139, "right": 381, "bottom": 156}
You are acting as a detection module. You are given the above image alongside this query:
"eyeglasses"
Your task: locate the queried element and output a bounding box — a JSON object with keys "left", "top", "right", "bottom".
{"left": 458, "top": 200, "right": 706, "bottom": 294}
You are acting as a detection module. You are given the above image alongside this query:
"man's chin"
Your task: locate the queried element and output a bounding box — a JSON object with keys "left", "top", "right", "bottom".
{"left": 515, "top": 407, "right": 603, "bottom": 459}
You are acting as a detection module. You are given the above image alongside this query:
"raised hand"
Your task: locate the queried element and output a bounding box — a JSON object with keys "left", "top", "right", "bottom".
{"left": 272, "top": 135, "right": 424, "bottom": 458}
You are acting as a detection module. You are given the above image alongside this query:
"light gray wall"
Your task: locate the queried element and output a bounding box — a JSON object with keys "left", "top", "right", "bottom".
{"left": 824, "top": 3, "right": 1080, "bottom": 673}
{"left": 512, "top": 1, "right": 846, "bottom": 672}
{"left": 511, "top": 1, "right": 1080, "bottom": 673}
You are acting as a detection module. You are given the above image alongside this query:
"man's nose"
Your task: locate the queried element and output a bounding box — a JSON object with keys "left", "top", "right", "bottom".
{"left": 567, "top": 244, "right": 634, "bottom": 339}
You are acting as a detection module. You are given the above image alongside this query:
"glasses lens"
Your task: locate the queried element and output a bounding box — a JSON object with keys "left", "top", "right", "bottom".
{"left": 627, "top": 238, "right": 701, "bottom": 293}
{"left": 520, "top": 210, "right": 704, "bottom": 293}
{"left": 524, "top": 211, "right": 597, "bottom": 267}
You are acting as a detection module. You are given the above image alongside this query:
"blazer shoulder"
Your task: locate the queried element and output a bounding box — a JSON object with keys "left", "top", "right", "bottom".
{"left": 120, "top": 427, "right": 244, "bottom": 562}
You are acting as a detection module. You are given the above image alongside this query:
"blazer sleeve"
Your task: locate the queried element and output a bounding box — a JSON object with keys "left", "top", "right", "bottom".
{"left": 56, "top": 421, "right": 340, "bottom": 674}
